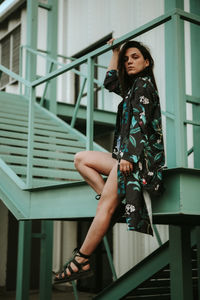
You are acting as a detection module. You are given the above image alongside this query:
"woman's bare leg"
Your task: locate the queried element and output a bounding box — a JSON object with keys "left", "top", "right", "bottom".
{"left": 61, "top": 151, "right": 119, "bottom": 277}
{"left": 80, "top": 161, "right": 119, "bottom": 255}
{"left": 74, "top": 151, "right": 116, "bottom": 194}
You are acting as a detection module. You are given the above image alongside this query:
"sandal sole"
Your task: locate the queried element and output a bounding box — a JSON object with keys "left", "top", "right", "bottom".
{"left": 54, "top": 269, "right": 93, "bottom": 284}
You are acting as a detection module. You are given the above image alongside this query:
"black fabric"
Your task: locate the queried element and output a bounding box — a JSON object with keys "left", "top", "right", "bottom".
{"left": 104, "top": 70, "right": 165, "bottom": 235}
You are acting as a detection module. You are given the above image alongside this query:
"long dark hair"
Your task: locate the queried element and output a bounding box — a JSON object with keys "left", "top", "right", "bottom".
{"left": 117, "top": 40, "right": 157, "bottom": 96}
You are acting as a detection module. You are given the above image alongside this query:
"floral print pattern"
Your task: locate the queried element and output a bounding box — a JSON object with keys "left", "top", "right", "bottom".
{"left": 104, "top": 70, "right": 165, "bottom": 235}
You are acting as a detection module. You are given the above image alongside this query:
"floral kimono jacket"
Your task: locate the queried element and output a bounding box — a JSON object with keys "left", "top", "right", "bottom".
{"left": 104, "top": 70, "right": 165, "bottom": 235}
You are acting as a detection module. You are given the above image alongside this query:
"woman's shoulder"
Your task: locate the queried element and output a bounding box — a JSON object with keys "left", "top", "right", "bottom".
{"left": 134, "top": 76, "right": 155, "bottom": 91}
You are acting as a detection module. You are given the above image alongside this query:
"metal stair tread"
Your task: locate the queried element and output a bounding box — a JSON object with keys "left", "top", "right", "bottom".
{"left": 0, "top": 91, "right": 106, "bottom": 189}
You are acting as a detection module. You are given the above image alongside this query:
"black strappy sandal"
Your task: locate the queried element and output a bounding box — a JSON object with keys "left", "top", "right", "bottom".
{"left": 54, "top": 248, "right": 93, "bottom": 284}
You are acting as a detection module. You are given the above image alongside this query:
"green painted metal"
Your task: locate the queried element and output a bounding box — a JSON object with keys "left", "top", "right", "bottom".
{"left": 39, "top": 221, "right": 53, "bottom": 300}
{"left": 38, "top": 2, "right": 52, "bottom": 10}
{"left": 86, "top": 57, "right": 94, "bottom": 150}
{"left": 57, "top": 101, "right": 116, "bottom": 126}
{"left": 16, "top": 221, "right": 32, "bottom": 300}
{"left": 94, "top": 242, "right": 169, "bottom": 300}
{"left": 40, "top": 61, "right": 54, "bottom": 106}
{"left": 190, "top": 0, "right": 200, "bottom": 169}
{"left": 46, "top": 0, "right": 58, "bottom": 114}
{"left": 30, "top": 9, "right": 175, "bottom": 89}
{"left": 169, "top": 225, "right": 193, "bottom": 300}
{"left": 25, "top": 0, "right": 37, "bottom": 93}
{"left": 186, "top": 95, "right": 200, "bottom": 105}
{"left": 103, "top": 236, "right": 117, "bottom": 281}
{"left": 0, "top": 64, "right": 30, "bottom": 87}
{"left": 165, "top": 9, "right": 187, "bottom": 167}
{"left": 71, "top": 78, "right": 87, "bottom": 128}
{"left": 152, "top": 224, "right": 163, "bottom": 246}
{"left": 27, "top": 87, "right": 35, "bottom": 187}
{"left": 152, "top": 168, "right": 200, "bottom": 221}
{"left": 0, "top": 91, "right": 106, "bottom": 189}
{"left": 165, "top": 0, "right": 184, "bottom": 10}
{"left": 71, "top": 281, "right": 79, "bottom": 300}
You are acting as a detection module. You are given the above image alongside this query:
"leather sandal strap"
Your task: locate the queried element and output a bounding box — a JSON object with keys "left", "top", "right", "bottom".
{"left": 72, "top": 258, "right": 82, "bottom": 270}
{"left": 75, "top": 249, "right": 90, "bottom": 259}
{"left": 67, "top": 264, "right": 74, "bottom": 274}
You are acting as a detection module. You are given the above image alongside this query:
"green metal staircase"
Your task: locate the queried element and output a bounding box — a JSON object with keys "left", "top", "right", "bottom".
{"left": 0, "top": 90, "right": 105, "bottom": 220}
{"left": 94, "top": 238, "right": 199, "bottom": 300}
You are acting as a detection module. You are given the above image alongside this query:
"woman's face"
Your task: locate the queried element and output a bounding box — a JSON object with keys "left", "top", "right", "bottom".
{"left": 124, "top": 47, "right": 149, "bottom": 75}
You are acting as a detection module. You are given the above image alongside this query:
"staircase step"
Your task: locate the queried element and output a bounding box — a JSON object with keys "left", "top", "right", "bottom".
{"left": 0, "top": 91, "right": 105, "bottom": 190}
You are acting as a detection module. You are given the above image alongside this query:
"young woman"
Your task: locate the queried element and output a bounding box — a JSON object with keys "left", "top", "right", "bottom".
{"left": 54, "top": 39, "right": 165, "bottom": 284}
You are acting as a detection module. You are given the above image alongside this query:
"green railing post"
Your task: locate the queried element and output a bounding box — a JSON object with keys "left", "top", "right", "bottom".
{"left": 19, "top": 46, "right": 23, "bottom": 95}
{"left": 39, "top": 221, "right": 53, "bottom": 300}
{"left": 40, "top": 61, "right": 54, "bottom": 107}
{"left": 27, "top": 86, "right": 35, "bottom": 187}
{"left": 16, "top": 221, "right": 32, "bottom": 300}
{"left": 169, "top": 225, "right": 193, "bottom": 300}
{"left": 25, "top": 0, "right": 38, "bottom": 96}
{"left": 190, "top": 0, "right": 200, "bottom": 169}
{"left": 71, "top": 78, "right": 87, "bottom": 128}
{"left": 165, "top": 4, "right": 187, "bottom": 168}
{"left": 103, "top": 236, "right": 117, "bottom": 281}
{"left": 86, "top": 57, "right": 94, "bottom": 150}
{"left": 46, "top": 0, "right": 58, "bottom": 114}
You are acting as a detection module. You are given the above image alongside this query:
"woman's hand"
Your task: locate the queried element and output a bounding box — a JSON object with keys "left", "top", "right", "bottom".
{"left": 119, "top": 159, "right": 133, "bottom": 175}
{"left": 107, "top": 38, "right": 120, "bottom": 53}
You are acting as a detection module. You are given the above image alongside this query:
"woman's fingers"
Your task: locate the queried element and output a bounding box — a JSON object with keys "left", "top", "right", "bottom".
{"left": 119, "top": 159, "right": 133, "bottom": 174}
{"left": 107, "top": 38, "right": 115, "bottom": 45}
{"left": 107, "top": 38, "right": 120, "bottom": 53}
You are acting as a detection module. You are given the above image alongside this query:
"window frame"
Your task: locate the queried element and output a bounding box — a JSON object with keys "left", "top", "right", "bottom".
{"left": 0, "top": 22, "right": 21, "bottom": 90}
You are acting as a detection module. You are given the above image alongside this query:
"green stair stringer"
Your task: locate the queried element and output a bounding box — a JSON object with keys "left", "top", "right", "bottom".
{"left": 94, "top": 229, "right": 199, "bottom": 300}
{"left": 0, "top": 91, "right": 106, "bottom": 220}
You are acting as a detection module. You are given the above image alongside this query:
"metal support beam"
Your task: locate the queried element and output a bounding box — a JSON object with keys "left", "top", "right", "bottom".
{"left": 169, "top": 225, "right": 193, "bottom": 300}
{"left": 86, "top": 57, "right": 94, "bottom": 150}
{"left": 39, "top": 221, "right": 53, "bottom": 300}
{"left": 103, "top": 236, "right": 117, "bottom": 281}
{"left": 46, "top": 0, "right": 58, "bottom": 114}
{"left": 165, "top": 0, "right": 184, "bottom": 11}
{"left": 27, "top": 86, "right": 35, "bottom": 187}
{"left": 165, "top": 0, "right": 187, "bottom": 168}
{"left": 94, "top": 242, "right": 169, "bottom": 300}
{"left": 190, "top": 0, "right": 200, "bottom": 168}
{"left": 16, "top": 221, "right": 32, "bottom": 300}
{"left": 25, "top": 0, "right": 38, "bottom": 95}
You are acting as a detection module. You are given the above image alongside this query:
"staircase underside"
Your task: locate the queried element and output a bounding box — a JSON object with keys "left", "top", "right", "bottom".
{"left": 94, "top": 241, "right": 198, "bottom": 300}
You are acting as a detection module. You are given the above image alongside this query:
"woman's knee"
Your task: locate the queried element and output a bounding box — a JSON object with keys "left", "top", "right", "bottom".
{"left": 96, "top": 196, "right": 118, "bottom": 217}
{"left": 74, "top": 151, "right": 89, "bottom": 170}
{"left": 74, "top": 151, "right": 83, "bottom": 169}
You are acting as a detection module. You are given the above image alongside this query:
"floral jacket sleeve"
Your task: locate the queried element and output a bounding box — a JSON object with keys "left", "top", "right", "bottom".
{"left": 103, "top": 70, "right": 122, "bottom": 96}
{"left": 120, "top": 77, "right": 161, "bottom": 164}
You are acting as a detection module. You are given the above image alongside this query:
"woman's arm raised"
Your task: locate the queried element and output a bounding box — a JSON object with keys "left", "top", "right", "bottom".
{"left": 107, "top": 38, "right": 120, "bottom": 71}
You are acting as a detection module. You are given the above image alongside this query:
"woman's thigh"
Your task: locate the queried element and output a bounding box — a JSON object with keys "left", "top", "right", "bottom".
{"left": 75, "top": 151, "right": 117, "bottom": 176}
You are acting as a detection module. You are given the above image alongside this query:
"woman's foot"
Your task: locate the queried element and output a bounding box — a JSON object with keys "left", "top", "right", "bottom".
{"left": 54, "top": 248, "right": 93, "bottom": 284}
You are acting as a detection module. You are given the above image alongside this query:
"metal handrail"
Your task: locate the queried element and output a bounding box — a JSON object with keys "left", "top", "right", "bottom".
{"left": 20, "top": 45, "right": 104, "bottom": 86}
{"left": 0, "top": 64, "right": 31, "bottom": 87}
